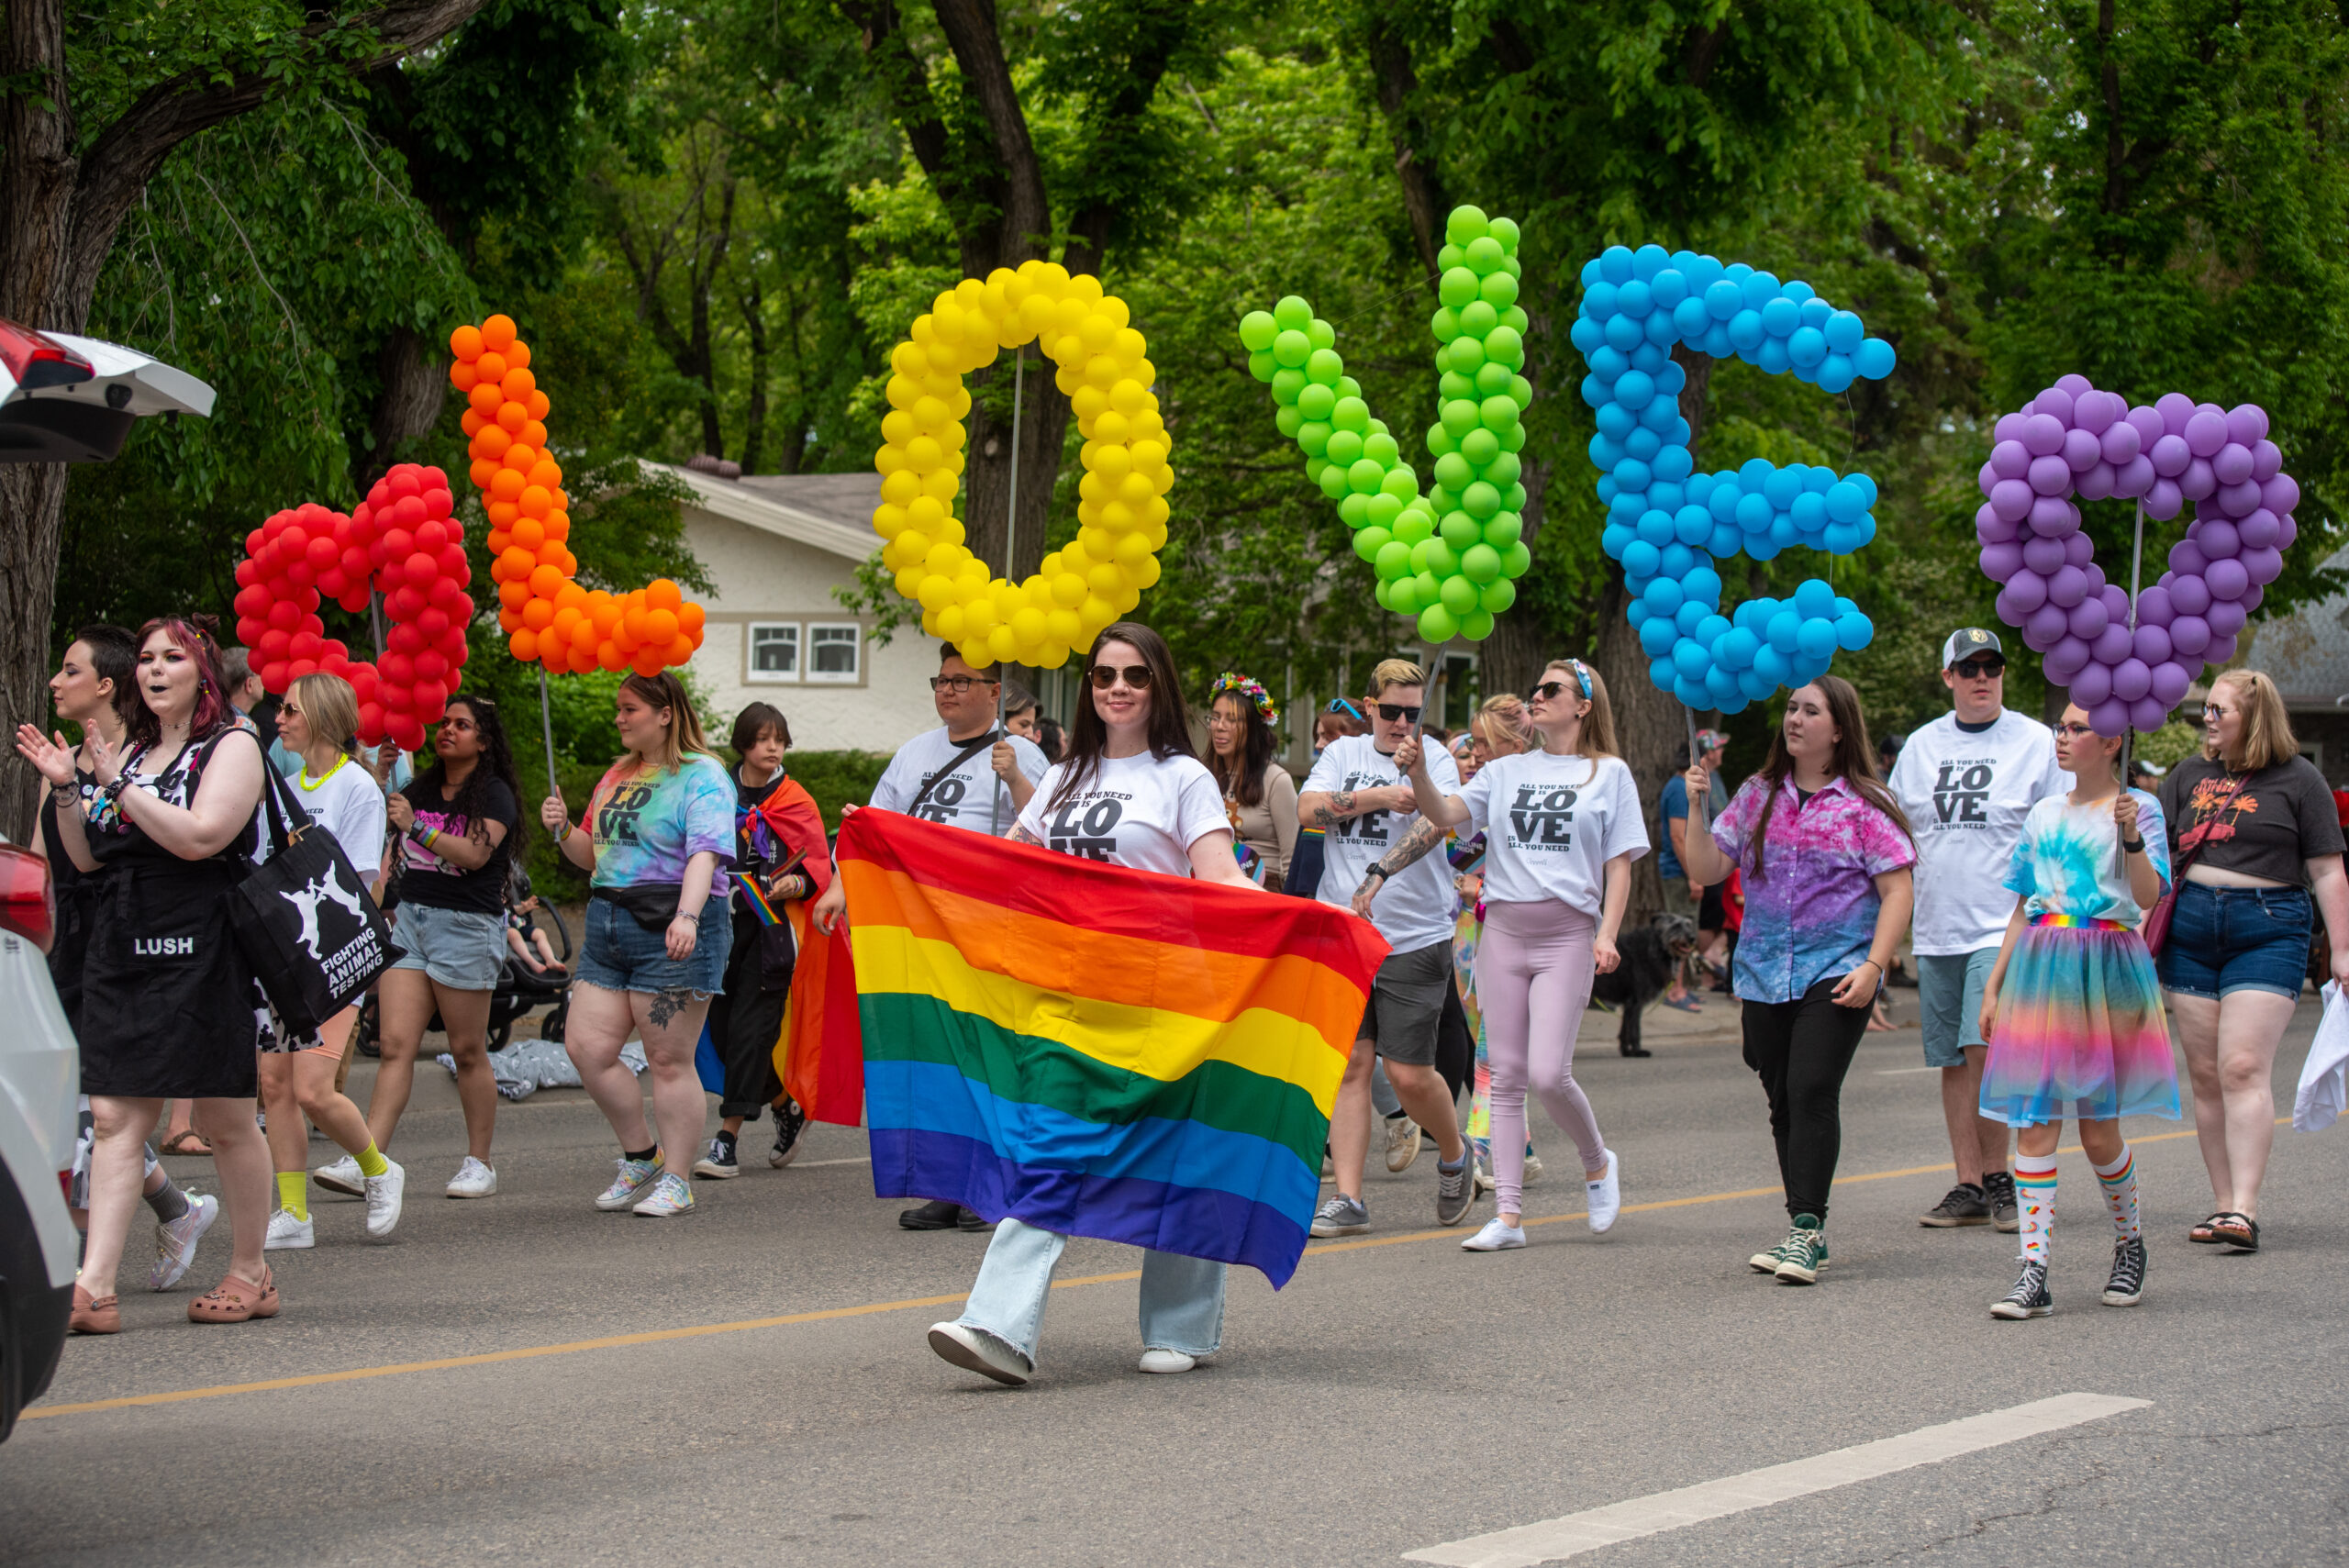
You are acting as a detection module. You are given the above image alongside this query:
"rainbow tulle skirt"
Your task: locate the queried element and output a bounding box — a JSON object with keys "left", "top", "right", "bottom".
{"left": 1980, "top": 918, "right": 2180, "bottom": 1127}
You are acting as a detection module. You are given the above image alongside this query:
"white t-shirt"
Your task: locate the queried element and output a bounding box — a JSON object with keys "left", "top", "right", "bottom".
{"left": 1458, "top": 751, "right": 1650, "bottom": 916}
{"left": 1886, "top": 707, "right": 2070, "bottom": 955}
{"left": 1014, "top": 751, "right": 1229, "bottom": 878}
{"left": 1303, "top": 732, "right": 1463, "bottom": 952}
{"left": 290, "top": 754, "right": 388, "bottom": 876}
{"left": 871, "top": 725, "right": 1050, "bottom": 837}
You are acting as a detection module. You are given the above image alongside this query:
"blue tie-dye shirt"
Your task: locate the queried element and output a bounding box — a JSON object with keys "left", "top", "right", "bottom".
{"left": 586, "top": 753, "right": 738, "bottom": 900}
{"left": 1711, "top": 773, "right": 1917, "bottom": 1004}
{"left": 2002, "top": 789, "right": 2171, "bottom": 928}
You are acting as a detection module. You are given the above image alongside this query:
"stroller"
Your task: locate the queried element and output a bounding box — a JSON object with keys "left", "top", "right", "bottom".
{"left": 354, "top": 870, "right": 573, "bottom": 1054}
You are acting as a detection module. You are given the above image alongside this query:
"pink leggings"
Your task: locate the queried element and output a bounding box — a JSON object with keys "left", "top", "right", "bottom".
{"left": 1476, "top": 899, "right": 1608, "bottom": 1215}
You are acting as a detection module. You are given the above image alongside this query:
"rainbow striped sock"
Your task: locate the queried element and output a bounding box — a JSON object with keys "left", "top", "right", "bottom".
{"left": 2092, "top": 1144, "right": 2140, "bottom": 1241}
{"left": 2015, "top": 1152, "right": 2058, "bottom": 1266}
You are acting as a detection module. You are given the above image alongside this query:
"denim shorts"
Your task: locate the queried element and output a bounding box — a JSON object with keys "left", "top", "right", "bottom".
{"left": 575, "top": 896, "right": 731, "bottom": 996}
{"left": 2157, "top": 881, "right": 2311, "bottom": 1001}
{"left": 386, "top": 903, "right": 507, "bottom": 991}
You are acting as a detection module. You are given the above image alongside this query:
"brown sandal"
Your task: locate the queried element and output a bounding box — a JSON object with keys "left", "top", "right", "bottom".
{"left": 70, "top": 1284, "right": 121, "bottom": 1335}
{"left": 188, "top": 1266, "right": 278, "bottom": 1323}
{"left": 159, "top": 1130, "right": 213, "bottom": 1157}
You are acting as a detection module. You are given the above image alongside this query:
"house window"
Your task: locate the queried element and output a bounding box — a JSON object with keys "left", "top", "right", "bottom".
{"left": 807, "top": 622, "right": 862, "bottom": 684}
{"left": 748, "top": 624, "right": 800, "bottom": 683}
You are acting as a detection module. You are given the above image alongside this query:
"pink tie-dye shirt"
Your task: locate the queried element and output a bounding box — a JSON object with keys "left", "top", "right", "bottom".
{"left": 1710, "top": 773, "right": 1915, "bottom": 1004}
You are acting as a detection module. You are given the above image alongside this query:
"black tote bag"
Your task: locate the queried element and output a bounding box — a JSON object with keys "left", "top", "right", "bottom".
{"left": 228, "top": 761, "right": 402, "bottom": 1034}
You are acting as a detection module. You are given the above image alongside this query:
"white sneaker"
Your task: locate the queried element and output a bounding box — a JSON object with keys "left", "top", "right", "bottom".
{"left": 445, "top": 1157, "right": 497, "bottom": 1198}
{"left": 150, "top": 1192, "right": 218, "bottom": 1290}
{"left": 631, "top": 1171, "right": 695, "bottom": 1217}
{"left": 265, "top": 1208, "right": 315, "bottom": 1250}
{"left": 926, "top": 1321, "right": 1030, "bottom": 1385}
{"left": 1586, "top": 1148, "right": 1621, "bottom": 1233}
{"left": 1384, "top": 1114, "right": 1422, "bottom": 1173}
{"left": 364, "top": 1158, "right": 406, "bottom": 1239}
{"left": 313, "top": 1154, "right": 363, "bottom": 1196}
{"left": 1138, "top": 1348, "right": 1198, "bottom": 1373}
{"left": 1462, "top": 1217, "right": 1528, "bottom": 1251}
{"left": 596, "top": 1155, "right": 662, "bottom": 1211}
{"left": 1522, "top": 1151, "right": 1545, "bottom": 1185}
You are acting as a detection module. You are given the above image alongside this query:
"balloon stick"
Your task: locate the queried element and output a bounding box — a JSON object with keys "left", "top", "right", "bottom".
{"left": 537, "top": 667, "right": 560, "bottom": 802}
{"left": 369, "top": 590, "right": 386, "bottom": 663}
{"left": 991, "top": 344, "right": 1025, "bottom": 837}
{"left": 2119, "top": 497, "right": 2145, "bottom": 871}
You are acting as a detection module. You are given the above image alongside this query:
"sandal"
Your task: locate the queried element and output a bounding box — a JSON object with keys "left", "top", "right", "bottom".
{"left": 188, "top": 1266, "right": 279, "bottom": 1323}
{"left": 70, "top": 1284, "right": 121, "bottom": 1335}
{"left": 2189, "top": 1213, "right": 2226, "bottom": 1243}
{"left": 159, "top": 1130, "right": 212, "bottom": 1157}
{"left": 1662, "top": 995, "right": 1702, "bottom": 1013}
{"left": 2210, "top": 1212, "right": 2260, "bottom": 1252}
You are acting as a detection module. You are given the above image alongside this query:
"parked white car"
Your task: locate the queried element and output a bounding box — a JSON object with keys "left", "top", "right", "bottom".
{"left": 0, "top": 840, "right": 72, "bottom": 1439}
{"left": 0, "top": 317, "right": 215, "bottom": 463}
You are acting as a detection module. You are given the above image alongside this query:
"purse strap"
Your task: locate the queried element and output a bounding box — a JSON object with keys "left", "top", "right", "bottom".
{"left": 908, "top": 729, "right": 1002, "bottom": 812}
{"left": 255, "top": 751, "right": 318, "bottom": 858}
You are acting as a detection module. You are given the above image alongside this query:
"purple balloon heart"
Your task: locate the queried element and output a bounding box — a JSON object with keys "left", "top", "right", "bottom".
{"left": 1975, "top": 380, "right": 2294, "bottom": 734}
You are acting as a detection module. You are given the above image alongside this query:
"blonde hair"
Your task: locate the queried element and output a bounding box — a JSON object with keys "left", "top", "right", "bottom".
{"left": 1475, "top": 694, "right": 1531, "bottom": 756}
{"left": 2209, "top": 670, "right": 2299, "bottom": 772}
{"left": 286, "top": 672, "right": 362, "bottom": 758}
{"left": 1365, "top": 657, "right": 1425, "bottom": 697}
{"left": 1541, "top": 659, "right": 1620, "bottom": 760}
{"left": 620, "top": 670, "right": 714, "bottom": 773}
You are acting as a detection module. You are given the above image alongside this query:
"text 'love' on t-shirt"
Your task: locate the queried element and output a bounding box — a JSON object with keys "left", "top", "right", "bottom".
{"left": 1458, "top": 751, "right": 1650, "bottom": 917}
{"left": 1013, "top": 750, "right": 1229, "bottom": 879}
{"left": 1302, "top": 732, "right": 1462, "bottom": 952}
{"left": 587, "top": 753, "right": 738, "bottom": 901}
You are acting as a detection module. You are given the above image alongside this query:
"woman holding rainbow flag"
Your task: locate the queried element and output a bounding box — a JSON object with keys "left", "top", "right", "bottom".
{"left": 922, "top": 622, "right": 1264, "bottom": 1385}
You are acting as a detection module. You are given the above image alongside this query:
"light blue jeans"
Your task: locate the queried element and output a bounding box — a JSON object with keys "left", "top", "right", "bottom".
{"left": 958, "top": 1218, "right": 1226, "bottom": 1369}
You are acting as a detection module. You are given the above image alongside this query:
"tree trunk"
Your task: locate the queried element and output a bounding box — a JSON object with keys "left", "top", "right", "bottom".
{"left": 362, "top": 327, "right": 449, "bottom": 485}
{"left": 961, "top": 351, "right": 1067, "bottom": 584}
{"left": 740, "top": 276, "right": 768, "bottom": 474}
{"left": 1364, "top": 12, "right": 1447, "bottom": 286}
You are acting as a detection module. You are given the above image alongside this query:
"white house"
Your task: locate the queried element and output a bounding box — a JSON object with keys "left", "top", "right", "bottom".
{"left": 660, "top": 464, "right": 941, "bottom": 754}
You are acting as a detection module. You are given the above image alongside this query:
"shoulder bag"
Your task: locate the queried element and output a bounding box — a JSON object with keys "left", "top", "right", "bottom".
{"left": 228, "top": 762, "right": 403, "bottom": 1033}
{"left": 908, "top": 730, "right": 1003, "bottom": 815}
{"left": 2142, "top": 772, "right": 2247, "bottom": 957}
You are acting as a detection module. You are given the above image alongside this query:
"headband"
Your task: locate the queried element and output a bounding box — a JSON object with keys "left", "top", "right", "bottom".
{"left": 1211, "top": 672, "right": 1279, "bottom": 727}
{"left": 1559, "top": 659, "right": 1593, "bottom": 699}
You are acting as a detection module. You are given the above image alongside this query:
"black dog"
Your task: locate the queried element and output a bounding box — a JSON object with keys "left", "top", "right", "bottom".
{"left": 1588, "top": 912, "right": 1699, "bottom": 1057}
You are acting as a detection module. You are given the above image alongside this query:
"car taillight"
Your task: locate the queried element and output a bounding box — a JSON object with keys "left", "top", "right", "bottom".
{"left": 0, "top": 317, "right": 94, "bottom": 390}
{"left": 0, "top": 844, "right": 55, "bottom": 952}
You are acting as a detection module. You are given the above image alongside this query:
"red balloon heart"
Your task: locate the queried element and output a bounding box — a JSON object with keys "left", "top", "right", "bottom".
{"left": 233, "top": 462, "right": 474, "bottom": 752}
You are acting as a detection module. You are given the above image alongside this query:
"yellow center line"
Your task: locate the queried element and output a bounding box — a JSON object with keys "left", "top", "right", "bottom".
{"left": 24, "top": 1119, "right": 2266, "bottom": 1423}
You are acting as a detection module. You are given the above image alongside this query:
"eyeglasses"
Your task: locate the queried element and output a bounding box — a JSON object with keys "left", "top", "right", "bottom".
{"left": 929, "top": 675, "right": 995, "bottom": 694}
{"left": 1374, "top": 703, "right": 1420, "bottom": 723}
{"left": 1952, "top": 659, "right": 2005, "bottom": 679}
{"left": 1088, "top": 664, "right": 1153, "bottom": 690}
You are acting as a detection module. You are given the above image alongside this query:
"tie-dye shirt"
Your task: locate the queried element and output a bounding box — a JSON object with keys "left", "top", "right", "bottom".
{"left": 586, "top": 753, "right": 738, "bottom": 900}
{"left": 1711, "top": 773, "right": 1916, "bottom": 1004}
{"left": 2003, "top": 789, "right": 2172, "bottom": 928}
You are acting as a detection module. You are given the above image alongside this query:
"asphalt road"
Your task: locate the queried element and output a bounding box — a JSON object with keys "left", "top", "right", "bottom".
{"left": 6, "top": 991, "right": 2346, "bottom": 1567}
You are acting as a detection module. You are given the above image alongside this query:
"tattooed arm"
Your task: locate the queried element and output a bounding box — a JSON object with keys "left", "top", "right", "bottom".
{"left": 1349, "top": 816, "right": 1449, "bottom": 919}
{"left": 1298, "top": 784, "right": 1414, "bottom": 829}
{"left": 1008, "top": 822, "right": 1044, "bottom": 848}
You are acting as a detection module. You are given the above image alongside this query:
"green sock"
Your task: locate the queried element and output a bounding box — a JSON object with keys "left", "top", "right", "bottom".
{"left": 276, "top": 1171, "right": 308, "bottom": 1221}
{"left": 355, "top": 1142, "right": 389, "bottom": 1179}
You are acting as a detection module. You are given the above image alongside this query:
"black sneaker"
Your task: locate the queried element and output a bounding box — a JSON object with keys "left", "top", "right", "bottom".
{"left": 1920, "top": 1183, "right": 1990, "bottom": 1228}
{"left": 955, "top": 1207, "right": 996, "bottom": 1232}
{"left": 899, "top": 1198, "right": 964, "bottom": 1230}
{"left": 769, "top": 1098, "right": 808, "bottom": 1169}
{"left": 1984, "top": 1171, "right": 2020, "bottom": 1232}
{"left": 691, "top": 1133, "right": 740, "bottom": 1180}
{"left": 2102, "top": 1237, "right": 2147, "bottom": 1307}
{"left": 1990, "top": 1259, "right": 2053, "bottom": 1318}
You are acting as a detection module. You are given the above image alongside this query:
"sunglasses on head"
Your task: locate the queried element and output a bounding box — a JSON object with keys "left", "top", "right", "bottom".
{"left": 1952, "top": 657, "right": 2005, "bottom": 678}
{"left": 1088, "top": 663, "right": 1153, "bottom": 690}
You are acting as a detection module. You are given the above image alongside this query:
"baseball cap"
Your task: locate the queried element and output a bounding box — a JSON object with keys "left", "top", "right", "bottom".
{"left": 1942, "top": 628, "right": 2005, "bottom": 668}
{"left": 1694, "top": 728, "right": 1729, "bottom": 754}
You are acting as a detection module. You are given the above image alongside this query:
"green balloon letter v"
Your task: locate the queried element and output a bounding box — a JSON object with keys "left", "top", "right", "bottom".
{"left": 1240, "top": 206, "right": 1535, "bottom": 644}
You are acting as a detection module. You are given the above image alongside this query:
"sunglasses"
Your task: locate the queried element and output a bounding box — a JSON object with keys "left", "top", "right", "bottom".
{"left": 2202, "top": 704, "right": 2233, "bottom": 720}
{"left": 1952, "top": 658, "right": 2005, "bottom": 678}
{"left": 929, "top": 674, "right": 996, "bottom": 694}
{"left": 1374, "top": 703, "right": 1421, "bottom": 723}
{"left": 1088, "top": 663, "right": 1153, "bottom": 690}
{"left": 1529, "top": 680, "right": 1569, "bottom": 702}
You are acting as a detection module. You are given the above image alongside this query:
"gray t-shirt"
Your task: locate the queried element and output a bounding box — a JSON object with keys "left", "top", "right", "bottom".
{"left": 2158, "top": 753, "right": 2345, "bottom": 887}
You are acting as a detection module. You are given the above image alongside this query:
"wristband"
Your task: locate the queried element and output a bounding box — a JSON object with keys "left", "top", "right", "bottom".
{"left": 676, "top": 911, "right": 700, "bottom": 924}
{"left": 558, "top": 820, "right": 573, "bottom": 841}
{"left": 2121, "top": 837, "right": 2146, "bottom": 854}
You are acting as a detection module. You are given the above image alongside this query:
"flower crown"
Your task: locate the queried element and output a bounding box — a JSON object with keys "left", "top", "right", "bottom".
{"left": 1209, "top": 672, "right": 1279, "bottom": 726}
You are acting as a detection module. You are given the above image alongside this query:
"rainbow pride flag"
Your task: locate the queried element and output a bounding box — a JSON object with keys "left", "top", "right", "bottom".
{"left": 837, "top": 808, "right": 1386, "bottom": 1286}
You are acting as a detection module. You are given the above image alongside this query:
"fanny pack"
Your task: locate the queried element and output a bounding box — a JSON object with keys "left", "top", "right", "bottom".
{"left": 592, "top": 882, "right": 686, "bottom": 933}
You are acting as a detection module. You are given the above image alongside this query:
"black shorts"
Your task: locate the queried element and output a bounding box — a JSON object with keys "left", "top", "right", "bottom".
{"left": 1354, "top": 939, "right": 1453, "bottom": 1066}
{"left": 1699, "top": 882, "right": 1727, "bottom": 932}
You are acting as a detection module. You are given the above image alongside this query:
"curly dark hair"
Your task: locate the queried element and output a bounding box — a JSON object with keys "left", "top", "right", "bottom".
{"left": 405, "top": 692, "right": 528, "bottom": 861}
